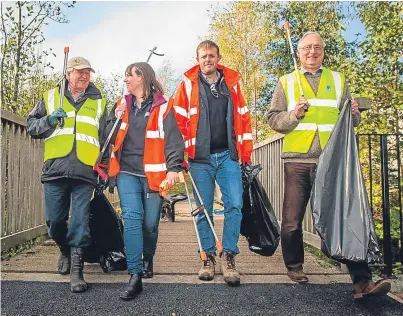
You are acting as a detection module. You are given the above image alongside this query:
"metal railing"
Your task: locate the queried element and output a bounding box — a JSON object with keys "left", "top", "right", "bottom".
{"left": 252, "top": 134, "right": 321, "bottom": 249}
{"left": 356, "top": 134, "right": 402, "bottom": 276}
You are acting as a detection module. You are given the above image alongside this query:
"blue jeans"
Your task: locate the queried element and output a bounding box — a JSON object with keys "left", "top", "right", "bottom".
{"left": 44, "top": 179, "right": 94, "bottom": 248}
{"left": 189, "top": 151, "right": 243, "bottom": 254}
{"left": 117, "top": 173, "right": 163, "bottom": 275}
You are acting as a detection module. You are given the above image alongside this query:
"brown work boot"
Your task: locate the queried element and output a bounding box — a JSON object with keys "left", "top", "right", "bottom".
{"left": 287, "top": 268, "right": 309, "bottom": 284}
{"left": 220, "top": 251, "right": 240, "bottom": 286}
{"left": 198, "top": 253, "right": 216, "bottom": 281}
{"left": 352, "top": 279, "right": 391, "bottom": 299}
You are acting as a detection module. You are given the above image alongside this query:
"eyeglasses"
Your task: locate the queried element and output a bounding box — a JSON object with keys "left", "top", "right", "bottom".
{"left": 210, "top": 83, "right": 219, "bottom": 98}
{"left": 299, "top": 45, "right": 323, "bottom": 52}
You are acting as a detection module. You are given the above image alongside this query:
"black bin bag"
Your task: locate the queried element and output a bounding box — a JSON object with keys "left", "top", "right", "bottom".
{"left": 84, "top": 191, "right": 127, "bottom": 272}
{"left": 310, "top": 100, "right": 380, "bottom": 264}
{"left": 240, "top": 164, "right": 280, "bottom": 256}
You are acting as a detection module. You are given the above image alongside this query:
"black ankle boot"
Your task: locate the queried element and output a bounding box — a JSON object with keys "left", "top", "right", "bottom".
{"left": 119, "top": 274, "right": 143, "bottom": 301}
{"left": 58, "top": 246, "right": 71, "bottom": 275}
{"left": 142, "top": 258, "right": 154, "bottom": 279}
{"left": 70, "top": 247, "right": 88, "bottom": 293}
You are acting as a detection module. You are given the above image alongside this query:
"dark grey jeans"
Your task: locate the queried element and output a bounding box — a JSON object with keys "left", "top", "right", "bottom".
{"left": 44, "top": 178, "right": 94, "bottom": 248}
{"left": 282, "top": 162, "right": 372, "bottom": 284}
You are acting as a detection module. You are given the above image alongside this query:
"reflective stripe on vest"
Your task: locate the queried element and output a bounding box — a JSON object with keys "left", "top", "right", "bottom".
{"left": 237, "top": 133, "right": 253, "bottom": 144}
{"left": 43, "top": 88, "right": 106, "bottom": 165}
{"left": 281, "top": 68, "right": 344, "bottom": 153}
{"left": 144, "top": 163, "right": 167, "bottom": 172}
{"left": 144, "top": 98, "right": 171, "bottom": 191}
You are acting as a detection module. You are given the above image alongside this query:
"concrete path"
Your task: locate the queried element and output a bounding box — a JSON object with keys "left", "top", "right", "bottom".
{"left": 2, "top": 215, "right": 402, "bottom": 315}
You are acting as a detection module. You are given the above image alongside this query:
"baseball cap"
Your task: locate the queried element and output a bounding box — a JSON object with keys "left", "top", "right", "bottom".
{"left": 67, "top": 57, "right": 95, "bottom": 73}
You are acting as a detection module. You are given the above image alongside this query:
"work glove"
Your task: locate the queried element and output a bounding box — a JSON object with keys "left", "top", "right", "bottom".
{"left": 48, "top": 108, "right": 68, "bottom": 127}
{"left": 95, "top": 175, "right": 108, "bottom": 194}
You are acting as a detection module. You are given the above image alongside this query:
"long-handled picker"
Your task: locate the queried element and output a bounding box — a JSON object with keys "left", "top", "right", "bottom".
{"left": 182, "top": 162, "right": 223, "bottom": 260}
{"left": 93, "top": 93, "right": 126, "bottom": 183}
{"left": 57, "top": 47, "right": 70, "bottom": 128}
{"left": 284, "top": 22, "right": 308, "bottom": 112}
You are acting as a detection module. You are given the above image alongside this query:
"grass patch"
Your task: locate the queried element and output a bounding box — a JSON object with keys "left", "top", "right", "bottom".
{"left": 303, "top": 243, "right": 340, "bottom": 269}
{"left": 1, "top": 237, "right": 44, "bottom": 261}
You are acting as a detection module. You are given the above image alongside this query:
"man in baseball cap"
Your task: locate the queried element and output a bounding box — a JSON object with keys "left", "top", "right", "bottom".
{"left": 26, "top": 55, "right": 109, "bottom": 294}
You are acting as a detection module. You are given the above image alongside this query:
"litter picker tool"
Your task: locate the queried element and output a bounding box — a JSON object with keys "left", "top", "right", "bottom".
{"left": 93, "top": 87, "right": 126, "bottom": 182}
{"left": 182, "top": 161, "right": 223, "bottom": 259}
{"left": 58, "top": 47, "right": 70, "bottom": 127}
{"left": 284, "top": 22, "right": 308, "bottom": 112}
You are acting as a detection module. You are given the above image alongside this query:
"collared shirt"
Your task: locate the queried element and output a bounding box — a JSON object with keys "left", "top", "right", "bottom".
{"left": 301, "top": 65, "right": 323, "bottom": 75}
{"left": 200, "top": 70, "right": 221, "bottom": 85}
{"left": 68, "top": 85, "right": 86, "bottom": 103}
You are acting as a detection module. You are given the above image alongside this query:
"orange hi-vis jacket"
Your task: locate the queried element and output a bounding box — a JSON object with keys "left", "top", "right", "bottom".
{"left": 108, "top": 94, "right": 173, "bottom": 191}
{"left": 173, "top": 64, "right": 253, "bottom": 163}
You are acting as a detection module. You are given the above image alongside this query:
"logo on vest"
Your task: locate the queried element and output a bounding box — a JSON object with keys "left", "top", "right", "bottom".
{"left": 83, "top": 106, "right": 96, "bottom": 112}
{"left": 326, "top": 85, "right": 331, "bottom": 92}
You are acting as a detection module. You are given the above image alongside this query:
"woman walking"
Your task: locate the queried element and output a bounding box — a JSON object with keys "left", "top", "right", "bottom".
{"left": 107, "top": 62, "right": 184, "bottom": 300}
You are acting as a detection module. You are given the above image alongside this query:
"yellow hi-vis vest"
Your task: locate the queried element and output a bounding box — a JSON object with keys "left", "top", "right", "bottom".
{"left": 280, "top": 67, "right": 345, "bottom": 153}
{"left": 43, "top": 88, "right": 106, "bottom": 166}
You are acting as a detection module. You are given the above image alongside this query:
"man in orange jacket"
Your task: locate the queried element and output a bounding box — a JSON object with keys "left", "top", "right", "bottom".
{"left": 173, "top": 40, "right": 253, "bottom": 286}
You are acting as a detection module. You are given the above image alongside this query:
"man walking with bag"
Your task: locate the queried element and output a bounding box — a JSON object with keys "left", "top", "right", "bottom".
{"left": 173, "top": 40, "right": 253, "bottom": 286}
{"left": 266, "top": 32, "right": 391, "bottom": 299}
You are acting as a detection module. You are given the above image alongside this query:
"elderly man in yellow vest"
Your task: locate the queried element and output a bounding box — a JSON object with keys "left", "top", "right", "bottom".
{"left": 27, "top": 57, "right": 108, "bottom": 294}
{"left": 266, "top": 32, "right": 391, "bottom": 299}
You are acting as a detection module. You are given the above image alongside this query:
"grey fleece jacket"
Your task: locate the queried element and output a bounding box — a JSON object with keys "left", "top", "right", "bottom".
{"left": 266, "top": 71, "right": 361, "bottom": 163}
{"left": 27, "top": 82, "right": 109, "bottom": 185}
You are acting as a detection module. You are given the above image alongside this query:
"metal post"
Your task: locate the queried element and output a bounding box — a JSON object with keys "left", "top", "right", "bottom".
{"left": 380, "top": 135, "right": 392, "bottom": 276}
{"left": 395, "top": 134, "right": 403, "bottom": 265}
{"left": 368, "top": 135, "right": 373, "bottom": 212}
{"left": 254, "top": 76, "right": 258, "bottom": 142}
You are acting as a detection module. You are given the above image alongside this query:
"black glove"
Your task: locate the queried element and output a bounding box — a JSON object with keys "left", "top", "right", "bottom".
{"left": 96, "top": 176, "right": 108, "bottom": 193}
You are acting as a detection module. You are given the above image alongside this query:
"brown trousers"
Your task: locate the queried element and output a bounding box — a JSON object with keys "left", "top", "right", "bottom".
{"left": 281, "top": 162, "right": 372, "bottom": 284}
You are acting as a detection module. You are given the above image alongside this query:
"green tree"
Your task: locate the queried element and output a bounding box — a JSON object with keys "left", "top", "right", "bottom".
{"left": 353, "top": 1, "right": 403, "bottom": 134}
{"left": 1, "top": 1, "right": 75, "bottom": 115}
{"left": 93, "top": 73, "right": 124, "bottom": 112}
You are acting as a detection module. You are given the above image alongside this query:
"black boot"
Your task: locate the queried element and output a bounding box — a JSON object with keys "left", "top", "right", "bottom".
{"left": 70, "top": 247, "right": 88, "bottom": 293}
{"left": 58, "top": 246, "right": 70, "bottom": 275}
{"left": 119, "top": 274, "right": 143, "bottom": 301}
{"left": 142, "top": 258, "right": 154, "bottom": 279}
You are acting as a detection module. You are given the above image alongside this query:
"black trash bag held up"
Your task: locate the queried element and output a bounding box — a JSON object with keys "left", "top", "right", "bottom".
{"left": 84, "top": 191, "right": 127, "bottom": 272}
{"left": 240, "top": 164, "right": 281, "bottom": 256}
{"left": 310, "top": 100, "right": 380, "bottom": 264}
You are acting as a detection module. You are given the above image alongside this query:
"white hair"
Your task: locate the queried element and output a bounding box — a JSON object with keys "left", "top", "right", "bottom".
{"left": 297, "top": 32, "right": 326, "bottom": 48}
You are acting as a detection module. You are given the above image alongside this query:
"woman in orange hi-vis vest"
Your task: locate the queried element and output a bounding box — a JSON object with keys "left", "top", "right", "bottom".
{"left": 106, "top": 62, "right": 184, "bottom": 301}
